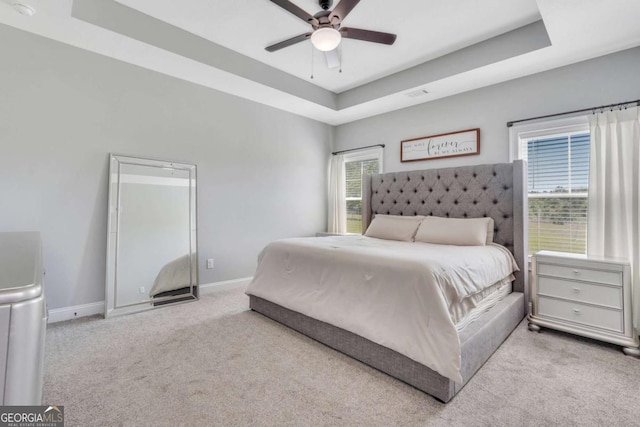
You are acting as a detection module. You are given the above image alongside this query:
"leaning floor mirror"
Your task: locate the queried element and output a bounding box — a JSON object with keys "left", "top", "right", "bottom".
{"left": 105, "top": 154, "right": 198, "bottom": 318}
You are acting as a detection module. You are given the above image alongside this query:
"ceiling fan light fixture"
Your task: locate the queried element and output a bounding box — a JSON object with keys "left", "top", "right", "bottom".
{"left": 311, "top": 28, "right": 341, "bottom": 51}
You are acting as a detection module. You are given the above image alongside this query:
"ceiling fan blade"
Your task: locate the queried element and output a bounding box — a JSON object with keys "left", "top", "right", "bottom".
{"left": 324, "top": 49, "right": 340, "bottom": 69}
{"left": 265, "top": 33, "right": 312, "bottom": 52}
{"left": 269, "top": 0, "right": 319, "bottom": 26}
{"left": 329, "top": 0, "right": 360, "bottom": 23}
{"left": 340, "top": 27, "right": 397, "bottom": 45}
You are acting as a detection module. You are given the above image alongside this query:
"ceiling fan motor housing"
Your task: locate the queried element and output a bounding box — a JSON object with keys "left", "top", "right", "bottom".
{"left": 312, "top": 10, "right": 335, "bottom": 29}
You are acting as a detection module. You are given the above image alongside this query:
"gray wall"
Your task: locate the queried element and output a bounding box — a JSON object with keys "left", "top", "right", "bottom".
{"left": 0, "top": 25, "right": 331, "bottom": 310}
{"left": 335, "top": 47, "right": 640, "bottom": 171}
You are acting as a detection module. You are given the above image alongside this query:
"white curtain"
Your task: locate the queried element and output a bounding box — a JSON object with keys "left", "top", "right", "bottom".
{"left": 588, "top": 106, "right": 640, "bottom": 329}
{"left": 327, "top": 154, "right": 347, "bottom": 234}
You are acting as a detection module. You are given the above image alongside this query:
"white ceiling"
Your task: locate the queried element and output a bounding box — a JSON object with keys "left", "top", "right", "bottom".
{"left": 0, "top": 0, "right": 639, "bottom": 125}
{"left": 114, "top": 0, "right": 541, "bottom": 93}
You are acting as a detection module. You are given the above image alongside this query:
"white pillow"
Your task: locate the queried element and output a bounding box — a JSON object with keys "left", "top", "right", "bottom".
{"left": 414, "top": 216, "right": 494, "bottom": 246}
{"left": 364, "top": 214, "right": 426, "bottom": 242}
{"left": 485, "top": 218, "right": 495, "bottom": 244}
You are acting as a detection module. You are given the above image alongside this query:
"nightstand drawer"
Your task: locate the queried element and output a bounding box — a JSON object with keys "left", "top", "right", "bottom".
{"left": 537, "top": 263, "right": 622, "bottom": 286}
{"left": 538, "top": 297, "right": 623, "bottom": 333}
{"left": 538, "top": 277, "right": 622, "bottom": 309}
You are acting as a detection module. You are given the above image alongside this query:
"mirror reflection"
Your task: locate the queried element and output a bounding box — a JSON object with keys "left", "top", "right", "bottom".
{"left": 106, "top": 155, "right": 197, "bottom": 317}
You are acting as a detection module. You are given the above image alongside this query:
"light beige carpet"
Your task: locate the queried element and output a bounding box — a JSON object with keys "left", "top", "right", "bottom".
{"left": 44, "top": 287, "right": 640, "bottom": 426}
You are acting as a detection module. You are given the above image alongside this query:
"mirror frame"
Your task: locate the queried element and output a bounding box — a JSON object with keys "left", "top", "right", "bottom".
{"left": 105, "top": 154, "right": 198, "bottom": 318}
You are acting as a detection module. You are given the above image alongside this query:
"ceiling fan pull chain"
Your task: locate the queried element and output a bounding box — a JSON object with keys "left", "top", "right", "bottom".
{"left": 310, "top": 42, "right": 315, "bottom": 79}
{"left": 339, "top": 43, "right": 343, "bottom": 74}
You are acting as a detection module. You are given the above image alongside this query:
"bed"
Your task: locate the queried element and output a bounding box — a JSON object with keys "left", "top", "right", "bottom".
{"left": 247, "top": 160, "right": 528, "bottom": 402}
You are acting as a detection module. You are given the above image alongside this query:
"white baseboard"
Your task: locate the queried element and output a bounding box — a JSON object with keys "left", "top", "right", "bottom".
{"left": 199, "top": 277, "right": 252, "bottom": 294}
{"left": 48, "top": 301, "right": 104, "bottom": 324}
{"left": 47, "top": 277, "right": 252, "bottom": 323}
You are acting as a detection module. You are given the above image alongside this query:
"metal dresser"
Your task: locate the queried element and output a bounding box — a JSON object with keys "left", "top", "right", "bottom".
{"left": 528, "top": 250, "right": 639, "bottom": 356}
{"left": 0, "top": 232, "right": 47, "bottom": 404}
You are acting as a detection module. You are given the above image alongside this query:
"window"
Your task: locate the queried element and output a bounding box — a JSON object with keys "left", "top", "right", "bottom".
{"left": 343, "top": 149, "right": 383, "bottom": 233}
{"left": 510, "top": 118, "right": 590, "bottom": 254}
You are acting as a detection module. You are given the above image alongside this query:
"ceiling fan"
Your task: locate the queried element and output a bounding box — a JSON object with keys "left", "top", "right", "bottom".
{"left": 266, "top": 0, "right": 397, "bottom": 66}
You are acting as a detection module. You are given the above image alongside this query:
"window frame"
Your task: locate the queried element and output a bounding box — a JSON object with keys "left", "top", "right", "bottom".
{"left": 509, "top": 116, "right": 590, "bottom": 257}
{"left": 509, "top": 116, "right": 589, "bottom": 161}
{"left": 342, "top": 148, "right": 383, "bottom": 234}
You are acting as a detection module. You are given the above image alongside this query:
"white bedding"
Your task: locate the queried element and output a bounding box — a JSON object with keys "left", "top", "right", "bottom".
{"left": 246, "top": 235, "right": 518, "bottom": 383}
{"left": 454, "top": 278, "right": 512, "bottom": 331}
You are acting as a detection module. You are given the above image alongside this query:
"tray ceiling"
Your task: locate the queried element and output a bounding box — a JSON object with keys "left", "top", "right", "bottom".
{"left": 0, "top": 0, "right": 639, "bottom": 125}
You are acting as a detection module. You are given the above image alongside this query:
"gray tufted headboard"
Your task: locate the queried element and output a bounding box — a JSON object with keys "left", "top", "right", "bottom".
{"left": 362, "top": 160, "right": 528, "bottom": 303}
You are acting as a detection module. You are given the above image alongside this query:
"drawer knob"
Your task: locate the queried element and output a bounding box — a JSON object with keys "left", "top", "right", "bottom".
{"left": 572, "top": 287, "right": 581, "bottom": 293}
{"left": 573, "top": 308, "right": 581, "bottom": 315}
{"left": 573, "top": 270, "right": 581, "bottom": 275}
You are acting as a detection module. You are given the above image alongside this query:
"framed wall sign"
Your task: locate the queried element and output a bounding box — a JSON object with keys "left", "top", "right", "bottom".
{"left": 401, "top": 128, "right": 480, "bottom": 162}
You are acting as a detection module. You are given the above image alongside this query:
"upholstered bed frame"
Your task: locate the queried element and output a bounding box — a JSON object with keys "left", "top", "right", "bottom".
{"left": 250, "top": 160, "right": 528, "bottom": 402}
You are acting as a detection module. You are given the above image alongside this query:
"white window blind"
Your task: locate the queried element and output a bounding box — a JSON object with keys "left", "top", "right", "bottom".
{"left": 343, "top": 149, "right": 382, "bottom": 233}
{"left": 520, "top": 130, "right": 590, "bottom": 254}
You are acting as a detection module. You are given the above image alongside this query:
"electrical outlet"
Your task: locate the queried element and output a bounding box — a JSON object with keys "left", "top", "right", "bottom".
{"left": 139, "top": 286, "right": 145, "bottom": 294}
{"left": 206, "top": 258, "right": 214, "bottom": 269}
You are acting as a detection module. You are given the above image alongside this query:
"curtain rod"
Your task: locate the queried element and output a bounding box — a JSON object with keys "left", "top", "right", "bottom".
{"left": 506, "top": 99, "right": 640, "bottom": 128}
{"left": 332, "top": 144, "right": 385, "bottom": 155}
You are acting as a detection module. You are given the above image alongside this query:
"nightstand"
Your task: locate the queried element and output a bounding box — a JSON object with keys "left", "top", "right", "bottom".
{"left": 528, "top": 250, "right": 639, "bottom": 356}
